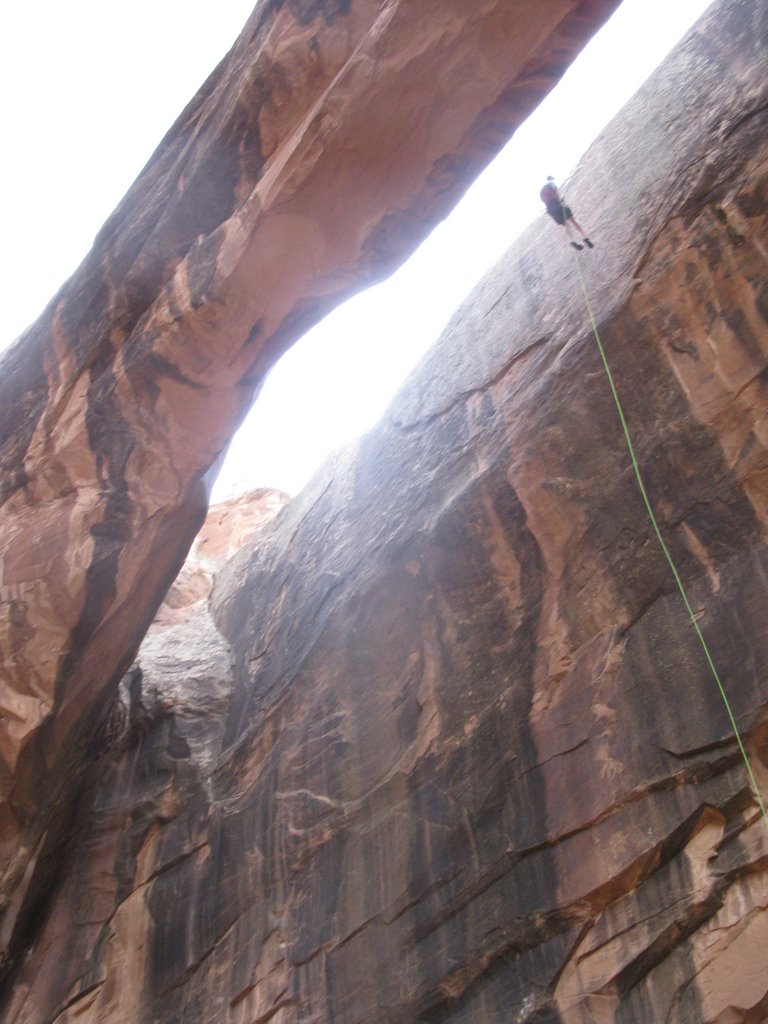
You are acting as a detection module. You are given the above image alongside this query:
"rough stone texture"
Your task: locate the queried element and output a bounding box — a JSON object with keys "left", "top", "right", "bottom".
{"left": 0, "top": 488, "right": 286, "bottom": 1021}
{"left": 0, "top": 0, "right": 620, "bottom": 960}
{"left": 1, "top": 1, "right": 767, "bottom": 1021}
{"left": 154, "top": 487, "right": 288, "bottom": 627}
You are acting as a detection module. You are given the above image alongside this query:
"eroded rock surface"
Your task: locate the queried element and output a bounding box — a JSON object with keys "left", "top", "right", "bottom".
{"left": 1, "top": 1, "right": 767, "bottom": 1021}
{"left": 154, "top": 487, "right": 288, "bottom": 627}
{"left": 0, "top": 0, "right": 620, "bottom": 957}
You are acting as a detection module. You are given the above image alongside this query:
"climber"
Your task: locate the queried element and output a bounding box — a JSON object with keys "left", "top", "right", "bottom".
{"left": 540, "top": 177, "right": 594, "bottom": 251}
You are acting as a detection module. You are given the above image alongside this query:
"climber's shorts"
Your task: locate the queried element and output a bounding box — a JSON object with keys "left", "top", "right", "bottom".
{"left": 546, "top": 201, "right": 572, "bottom": 225}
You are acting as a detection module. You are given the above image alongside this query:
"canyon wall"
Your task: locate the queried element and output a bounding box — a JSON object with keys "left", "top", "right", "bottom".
{"left": 2, "top": 0, "right": 767, "bottom": 1021}
{"left": 0, "top": 0, "right": 620, "bottom": 968}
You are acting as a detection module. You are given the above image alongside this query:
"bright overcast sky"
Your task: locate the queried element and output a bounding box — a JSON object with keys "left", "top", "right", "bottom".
{"left": 2, "top": 0, "right": 713, "bottom": 499}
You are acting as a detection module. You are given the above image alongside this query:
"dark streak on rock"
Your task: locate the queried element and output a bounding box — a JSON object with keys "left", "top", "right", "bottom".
{"left": 261, "top": 0, "right": 352, "bottom": 29}
{"left": 143, "top": 352, "right": 207, "bottom": 393}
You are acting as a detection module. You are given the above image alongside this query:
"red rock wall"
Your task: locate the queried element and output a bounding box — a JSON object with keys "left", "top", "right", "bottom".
{"left": 2, "top": 1, "right": 767, "bottom": 1021}
{"left": 153, "top": 487, "right": 289, "bottom": 627}
{"left": 0, "top": 0, "right": 619, "bottom": 967}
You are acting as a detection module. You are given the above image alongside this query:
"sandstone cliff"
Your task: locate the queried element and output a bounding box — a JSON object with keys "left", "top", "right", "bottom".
{"left": 2, "top": 0, "right": 767, "bottom": 1021}
{"left": 0, "top": 0, "right": 620, "bottom": 969}
{"left": 151, "top": 487, "right": 289, "bottom": 628}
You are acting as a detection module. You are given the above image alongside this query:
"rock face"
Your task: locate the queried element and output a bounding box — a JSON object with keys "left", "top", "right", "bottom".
{"left": 153, "top": 487, "right": 288, "bottom": 627}
{"left": 1, "top": 1, "right": 767, "bottom": 1021}
{"left": 0, "top": 0, "right": 621, "bottom": 964}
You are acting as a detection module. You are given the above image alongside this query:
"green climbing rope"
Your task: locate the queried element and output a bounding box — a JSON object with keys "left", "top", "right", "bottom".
{"left": 568, "top": 243, "right": 768, "bottom": 829}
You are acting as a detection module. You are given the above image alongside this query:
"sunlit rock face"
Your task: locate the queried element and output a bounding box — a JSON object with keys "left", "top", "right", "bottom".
{"left": 3, "top": 0, "right": 768, "bottom": 1021}
{"left": 0, "top": 0, "right": 620, "bottom": 964}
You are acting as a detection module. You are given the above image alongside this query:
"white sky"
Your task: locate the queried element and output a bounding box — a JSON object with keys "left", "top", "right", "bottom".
{"left": 1, "top": 0, "right": 713, "bottom": 499}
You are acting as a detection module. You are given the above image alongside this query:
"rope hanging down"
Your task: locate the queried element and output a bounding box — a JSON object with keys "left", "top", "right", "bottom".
{"left": 568, "top": 243, "right": 768, "bottom": 831}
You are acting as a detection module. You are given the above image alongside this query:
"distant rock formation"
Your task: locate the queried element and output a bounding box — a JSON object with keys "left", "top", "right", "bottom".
{"left": 0, "top": 0, "right": 619, "bottom": 968}
{"left": 152, "top": 487, "right": 288, "bottom": 627}
{"left": 1, "top": 1, "right": 766, "bottom": 1020}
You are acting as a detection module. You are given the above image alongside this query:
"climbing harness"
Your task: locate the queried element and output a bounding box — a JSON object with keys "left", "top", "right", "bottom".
{"left": 568, "top": 239, "right": 768, "bottom": 831}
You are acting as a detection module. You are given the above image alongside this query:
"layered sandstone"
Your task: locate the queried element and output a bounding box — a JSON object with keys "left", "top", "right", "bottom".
{"left": 1, "top": 0, "right": 767, "bottom": 1020}
{"left": 0, "top": 0, "right": 620, "bottom": 964}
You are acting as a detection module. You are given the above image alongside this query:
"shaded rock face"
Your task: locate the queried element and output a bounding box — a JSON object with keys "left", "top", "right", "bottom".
{"left": 0, "top": 490, "right": 286, "bottom": 1022}
{"left": 153, "top": 487, "right": 288, "bottom": 627}
{"left": 0, "top": 0, "right": 621, "bottom": 960}
{"left": 2, "top": 2, "right": 767, "bottom": 1021}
